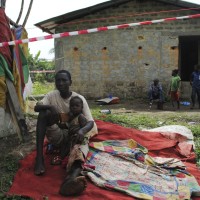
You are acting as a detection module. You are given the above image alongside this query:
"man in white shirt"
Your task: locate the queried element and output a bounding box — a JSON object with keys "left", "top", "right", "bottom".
{"left": 34, "top": 70, "right": 97, "bottom": 196}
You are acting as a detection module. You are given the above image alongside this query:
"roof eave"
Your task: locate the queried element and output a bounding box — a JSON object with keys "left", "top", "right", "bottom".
{"left": 35, "top": 0, "right": 200, "bottom": 34}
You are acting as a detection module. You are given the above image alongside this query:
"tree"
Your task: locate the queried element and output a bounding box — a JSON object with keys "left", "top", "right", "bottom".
{"left": 27, "top": 49, "right": 55, "bottom": 82}
{"left": 27, "top": 49, "right": 41, "bottom": 71}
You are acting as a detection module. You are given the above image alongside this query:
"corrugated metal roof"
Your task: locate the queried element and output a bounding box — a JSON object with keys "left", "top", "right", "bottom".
{"left": 35, "top": 0, "right": 200, "bottom": 34}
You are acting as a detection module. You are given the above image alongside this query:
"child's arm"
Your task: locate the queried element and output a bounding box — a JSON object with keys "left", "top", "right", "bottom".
{"left": 168, "top": 82, "right": 171, "bottom": 95}
{"left": 78, "top": 114, "right": 94, "bottom": 134}
{"left": 176, "top": 76, "right": 181, "bottom": 91}
{"left": 75, "top": 114, "right": 94, "bottom": 143}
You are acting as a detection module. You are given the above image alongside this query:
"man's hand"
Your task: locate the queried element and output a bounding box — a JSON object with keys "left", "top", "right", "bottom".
{"left": 34, "top": 104, "right": 61, "bottom": 126}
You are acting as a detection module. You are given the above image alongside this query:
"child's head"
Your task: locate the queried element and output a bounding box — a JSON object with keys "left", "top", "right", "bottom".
{"left": 69, "top": 96, "right": 83, "bottom": 116}
{"left": 172, "top": 69, "right": 179, "bottom": 76}
{"left": 153, "top": 78, "right": 159, "bottom": 85}
{"left": 194, "top": 64, "right": 200, "bottom": 71}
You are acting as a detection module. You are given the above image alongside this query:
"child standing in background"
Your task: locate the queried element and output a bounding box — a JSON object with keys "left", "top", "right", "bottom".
{"left": 168, "top": 69, "right": 181, "bottom": 110}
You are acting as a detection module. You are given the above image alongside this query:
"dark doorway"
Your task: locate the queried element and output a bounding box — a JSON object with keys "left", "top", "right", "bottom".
{"left": 179, "top": 36, "right": 200, "bottom": 81}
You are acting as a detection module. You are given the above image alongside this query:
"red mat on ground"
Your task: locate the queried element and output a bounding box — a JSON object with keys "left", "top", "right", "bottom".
{"left": 9, "top": 120, "right": 200, "bottom": 200}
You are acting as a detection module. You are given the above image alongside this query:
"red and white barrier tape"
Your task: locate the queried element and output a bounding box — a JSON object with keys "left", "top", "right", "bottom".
{"left": 30, "top": 70, "right": 55, "bottom": 73}
{"left": 1, "top": 13, "right": 200, "bottom": 47}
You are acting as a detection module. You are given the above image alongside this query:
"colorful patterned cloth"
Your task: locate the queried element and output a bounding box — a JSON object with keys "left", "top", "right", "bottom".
{"left": 85, "top": 139, "right": 200, "bottom": 200}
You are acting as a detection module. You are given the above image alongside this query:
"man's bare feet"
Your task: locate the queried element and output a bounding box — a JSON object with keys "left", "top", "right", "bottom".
{"left": 59, "top": 176, "right": 87, "bottom": 196}
{"left": 34, "top": 157, "right": 45, "bottom": 176}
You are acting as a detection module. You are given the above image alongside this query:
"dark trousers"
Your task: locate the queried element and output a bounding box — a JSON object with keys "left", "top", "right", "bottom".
{"left": 191, "top": 87, "right": 200, "bottom": 107}
{"left": 148, "top": 91, "right": 164, "bottom": 102}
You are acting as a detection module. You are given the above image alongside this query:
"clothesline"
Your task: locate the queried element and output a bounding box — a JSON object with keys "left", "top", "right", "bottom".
{"left": 0, "top": 13, "right": 200, "bottom": 47}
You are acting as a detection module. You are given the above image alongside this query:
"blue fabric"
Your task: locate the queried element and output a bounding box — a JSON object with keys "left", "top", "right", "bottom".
{"left": 15, "top": 26, "right": 23, "bottom": 40}
{"left": 191, "top": 71, "right": 200, "bottom": 89}
{"left": 148, "top": 83, "right": 163, "bottom": 102}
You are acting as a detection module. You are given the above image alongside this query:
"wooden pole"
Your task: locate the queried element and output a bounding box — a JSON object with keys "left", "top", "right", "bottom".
{"left": 16, "top": 0, "right": 24, "bottom": 24}
{"left": 22, "top": 0, "right": 33, "bottom": 27}
{"left": 7, "top": 96, "right": 23, "bottom": 141}
{"left": 6, "top": 78, "right": 28, "bottom": 142}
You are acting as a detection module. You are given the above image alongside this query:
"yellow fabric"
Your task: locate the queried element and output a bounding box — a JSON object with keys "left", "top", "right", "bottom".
{"left": 11, "top": 28, "right": 29, "bottom": 113}
{"left": 20, "top": 28, "right": 29, "bottom": 58}
{"left": 12, "top": 60, "right": 25, "bottom": 112}
{"left": 0, "top": 76, "right": 7, "bottom": 108}
{"left": 0, "top": 27, "right": 28, "bottom": 112}
{"left": 19, "top": 46, "right": 29, "bottom": 84}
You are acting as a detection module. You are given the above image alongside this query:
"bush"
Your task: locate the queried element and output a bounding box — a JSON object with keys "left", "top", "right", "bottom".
{"left": 32, "top": 82, "right": 54, "bottom": 95}
{"left": 34, "top": 74, "right": 45, "bottom": 83}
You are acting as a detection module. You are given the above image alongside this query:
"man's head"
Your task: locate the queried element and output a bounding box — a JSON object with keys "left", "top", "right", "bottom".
{"left": 70, "top": 96, "right": 83, "bottom": 116}
{"left": 55, "top": 70, "right": 72, "bottom": 95}
{"left": 55, "top": 70, "right": 71, "bottom": 81}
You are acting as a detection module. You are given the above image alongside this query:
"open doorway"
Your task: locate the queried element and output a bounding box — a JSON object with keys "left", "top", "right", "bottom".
{"left": 179, "top": 36, "right": 200, "bottom": 81}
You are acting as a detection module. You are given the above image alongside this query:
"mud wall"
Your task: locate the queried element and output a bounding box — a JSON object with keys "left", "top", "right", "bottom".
{"left": 55, "top": 0, "right": 200, "bottom": 98}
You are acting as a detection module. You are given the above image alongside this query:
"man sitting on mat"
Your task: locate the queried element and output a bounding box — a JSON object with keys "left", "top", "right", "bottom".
{"left": 34, "top": 70, "right": 97, "bottom": 196}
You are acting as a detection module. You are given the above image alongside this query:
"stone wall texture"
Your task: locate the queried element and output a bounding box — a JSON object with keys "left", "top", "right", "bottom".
{"left": 55, "top": 0, "right": 200, "bottom": 99}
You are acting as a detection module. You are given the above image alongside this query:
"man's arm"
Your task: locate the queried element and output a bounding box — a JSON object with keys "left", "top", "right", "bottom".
{"left": 34, "top": 103, "right": 60, "bottom": 123}
{"left": 159, "top": 83, "right": 163, "bottom": 91}
{"left": 190, "top": 73, "right": 193, "bottom": 86}
{"left": 34, "top": 104, "right": 53, "bottom": 112}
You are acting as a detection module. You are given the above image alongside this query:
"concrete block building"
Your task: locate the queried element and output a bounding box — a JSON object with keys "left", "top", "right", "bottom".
{"left": 36, "top": 0, "right": 200, "bottom": 99}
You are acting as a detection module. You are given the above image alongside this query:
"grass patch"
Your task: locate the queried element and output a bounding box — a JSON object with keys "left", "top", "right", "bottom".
{"left": 91, "top": 107, "right": 200, "bottom": 164}
{"left": 0, "top": 193, "right": 32, "bottom": 200}
{"left": 32, "top": 82, "right": 54, "bottom": 96}
{"left": 0, "top": 155, "right": 28, "bottom": 199}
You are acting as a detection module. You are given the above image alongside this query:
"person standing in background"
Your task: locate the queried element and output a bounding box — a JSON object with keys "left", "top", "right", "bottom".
{"left": 168, "top": 69, "right": 181, "bottom": 110}
{"left": 190, "top": 64, "right": 200, "bottom": 109}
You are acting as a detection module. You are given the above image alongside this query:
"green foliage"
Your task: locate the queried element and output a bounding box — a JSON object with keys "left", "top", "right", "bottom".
{"left": 27, "top": 49, "right": 55, "bottom": 82}
{"left": 0, "top": 193, "right": 32, "bottom": 200}
{"left": 27, "top": 50, "right": 41, "bottom": 71}
{"left": 34, "top": 74, "right": 45, "bottom": 83}
{"left": 195, "top": 138, "right": 200, "bottom": 166}
{"left": 0, "top": 155, "right": 19, "bottom": 196}
{"left": 32, "top": 82, "right": 54, "bottom": 95}
{"left": 92, "top": 110, "right": 158, "bottom": 129}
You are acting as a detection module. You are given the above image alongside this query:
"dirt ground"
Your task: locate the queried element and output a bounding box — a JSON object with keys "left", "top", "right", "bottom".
{"left": 0, "top": 98, "right": 199, "bottom": 193}
{"left": 90, "top": 98, "right": 200, "bottom": 116}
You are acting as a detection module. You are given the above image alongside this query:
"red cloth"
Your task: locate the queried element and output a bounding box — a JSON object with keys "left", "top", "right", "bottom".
{"left": 0, "top": 8, "right": 13, "bottom": 67}
{"left": 8, "top": 120, "right": 200, "bottom": 200}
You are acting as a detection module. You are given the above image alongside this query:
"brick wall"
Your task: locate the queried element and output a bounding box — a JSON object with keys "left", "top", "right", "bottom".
{"left": 55, "top": 0, "right": 200, "bottom": 99}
